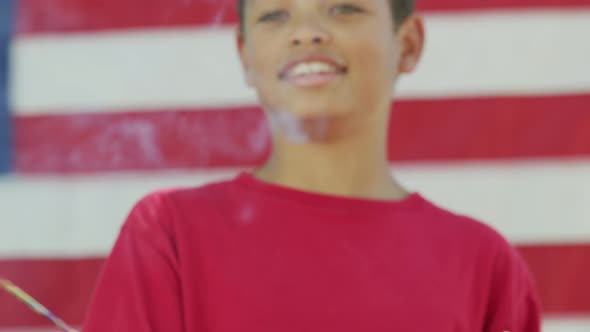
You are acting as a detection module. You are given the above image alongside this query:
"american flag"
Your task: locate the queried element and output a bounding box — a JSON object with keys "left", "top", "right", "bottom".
{"left": 0, "top": 0, "right": 589, "bottom": 331}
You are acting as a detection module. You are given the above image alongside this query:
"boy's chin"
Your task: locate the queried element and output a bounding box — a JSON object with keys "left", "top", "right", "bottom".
{"left": 272, "top": 104, "right": 354, "bottom": 119}
{"left": 265, "top": 106, "right": 365, "bottom": 143}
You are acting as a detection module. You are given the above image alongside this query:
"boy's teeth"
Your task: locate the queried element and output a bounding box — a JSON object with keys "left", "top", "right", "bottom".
{"left": 289, "top": 62, "right": 338, "bottom": 77}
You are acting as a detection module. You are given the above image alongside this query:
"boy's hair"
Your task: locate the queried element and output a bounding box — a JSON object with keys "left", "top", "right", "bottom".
{"left": 237, "top": 0, "right": 415, "bottom": 33}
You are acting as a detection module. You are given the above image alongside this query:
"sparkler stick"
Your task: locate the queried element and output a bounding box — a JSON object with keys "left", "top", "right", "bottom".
{"left": 0, "top": 278, "right": 79, "bottom": 332}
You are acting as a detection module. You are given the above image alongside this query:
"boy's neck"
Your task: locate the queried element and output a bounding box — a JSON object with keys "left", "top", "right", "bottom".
{"left": 255, "top": 109, "right": 409, "bottom": 201}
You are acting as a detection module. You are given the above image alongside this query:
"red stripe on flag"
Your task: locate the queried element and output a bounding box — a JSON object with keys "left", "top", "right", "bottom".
{"left": 15, "top": 0, "right": 239, "bottom": 35}
{"left": 16, "top": 0, "right": 590, "bottom": 35}
{"left": 15, "top": 107, "right": 269, "bottom": 174}
{"left": 14, "top": 94, "right": 590, "bottom": 174}
{"left": 0, "top": 245, "right": 588, "bottom": 327}
{"left": 0, "top": 258, "right": 103, "bottom": 328}
{"left": 520, "top": 244, "right": 590, "bottom": 315}
{"left": 387, "top": 94, "right": 590, "bottom": 163}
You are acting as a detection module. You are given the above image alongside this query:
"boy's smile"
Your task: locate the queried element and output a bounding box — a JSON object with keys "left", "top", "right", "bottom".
{"left": 278, "top": 52, "right": 348, "bottom": 88}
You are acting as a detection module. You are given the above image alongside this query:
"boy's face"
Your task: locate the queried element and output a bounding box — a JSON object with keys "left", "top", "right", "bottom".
{"left": 237, "top": 0, "right": 423, "bottom": 119}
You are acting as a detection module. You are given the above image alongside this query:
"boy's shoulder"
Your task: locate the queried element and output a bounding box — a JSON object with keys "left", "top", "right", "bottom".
{"left": 154, "top": 176, "right": 238, "bottom": 206}
{"left": 121, "top": 175, "right": 239, "bottom": 232}
{"left": 417, "top": 194, "right": 518, "bottom": 256}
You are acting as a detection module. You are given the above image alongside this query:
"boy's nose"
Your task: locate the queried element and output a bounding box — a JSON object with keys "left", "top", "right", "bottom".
{"left": 290, "top": 25, "right": 331, "bottom": 47}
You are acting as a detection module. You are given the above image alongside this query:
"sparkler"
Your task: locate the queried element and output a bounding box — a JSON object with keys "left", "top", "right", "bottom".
{"left": 0, "top": 278, "right": 79, "bottom": 332}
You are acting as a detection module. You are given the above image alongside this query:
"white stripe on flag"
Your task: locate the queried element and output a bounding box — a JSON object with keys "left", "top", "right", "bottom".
{"left": 542, "top": 317, "right": 590, "bottom": 332}
{"left": 10, "top": 9, "right": 590, "bottom": 115}
{"left": 1, "top": 159, "right": 589, "bottom": 258}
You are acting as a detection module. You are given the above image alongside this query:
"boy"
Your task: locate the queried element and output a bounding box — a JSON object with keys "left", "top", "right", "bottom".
{"left": 83, "top": 0, "right": 541, "bottom": 331}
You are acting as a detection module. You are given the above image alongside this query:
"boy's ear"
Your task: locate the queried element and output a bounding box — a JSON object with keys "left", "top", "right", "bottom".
{"left": 236, "top": 31, "right": 254, "bottom": 87}
{"left": 398, "top": 15, "right": 425, "bottom": 74}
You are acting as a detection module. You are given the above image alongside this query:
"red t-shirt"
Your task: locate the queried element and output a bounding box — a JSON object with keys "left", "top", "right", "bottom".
{"left": 83, "top": 172, "right": 541, "bottom": 332}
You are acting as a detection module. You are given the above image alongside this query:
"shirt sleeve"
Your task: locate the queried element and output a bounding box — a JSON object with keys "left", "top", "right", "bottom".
{"left": 82, "top": 192, "right": 185, "bottom": 332}
{"left": 484, "top": 242, "right": 542, "bottom": 332}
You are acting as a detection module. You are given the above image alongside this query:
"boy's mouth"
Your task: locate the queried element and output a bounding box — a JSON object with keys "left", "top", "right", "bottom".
{"left": 279, "top": 55, "right": 348, "bottom": 88}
